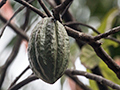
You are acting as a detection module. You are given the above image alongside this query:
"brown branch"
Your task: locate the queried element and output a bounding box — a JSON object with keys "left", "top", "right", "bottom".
{"left": 21, "top": 7, "right": 30, "bottom": 29}
{"left": 9, "top": 69, "right": 92, "bottom": 90}
{"left": 37, "top": 0, "right": 52, "bottom": 17}
{"left": 49, "top": 0, "right": 81, "bottom": 32}
{"left": 8, "top": 75, "right": 38, "bottom": 90}
{"left": 65, "top": 70, "right": 92, "bottom": 90}
{"left": 90, "top": 43, "right": 120, "bottom": 79}
{"left": 54, "top": 0, "right": 73, "bottom": 13}
{"left": 14, "top": 0, "right": 47, "bottom": 18}
{"left": 0, "top": 0, "right": 34, "bottom": 38}
{"left": 0, "top": 9, "right": 30, "bottom": 89}
{"left": 64, "top": 21, "right": 100, "bottom": 34}
{"left": 65, "top": 26, "right": 120, "bottom": 79}
{"left": 91, "top": 66, "right": 109, "bottom": 90}
{"left": 0, "top": 0, "right": 7, "bottom": 8}
{"left": 8, "top": 66, "right": 30, "bottom": 89}
{"left": 65, "top": 26, "right": 99, "bottom": 44}
{"left": 61, "top": 0, "right": 73, "bottom": 18}
{"left": 65, "top": 22, "right": 120, "bottom": 45}
{"left": 0, "top": 15, "right": 29, "bottom": 41}
{"left": 94, "top": 26, "right": 120, "bottom": 41}
{"left": 66, "top": 69, "right": 120, "bottom": 90}
{"left": 52, "top": 0, "right": 73, "bottom": 21}
{"left": 0, "top": 37, "right": 22, "bottom": 89}
{"left": 106, "top": 36, "right": 120, "bottom": 44}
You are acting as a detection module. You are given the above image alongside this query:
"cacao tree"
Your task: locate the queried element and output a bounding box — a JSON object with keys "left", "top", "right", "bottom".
{"left": 0, "top": 0, "right": 120, "bottom": 90}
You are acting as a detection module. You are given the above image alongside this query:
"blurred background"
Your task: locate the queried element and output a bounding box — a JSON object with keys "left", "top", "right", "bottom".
{"left": 0, "top": 0, "right": 120, "bottom": 90}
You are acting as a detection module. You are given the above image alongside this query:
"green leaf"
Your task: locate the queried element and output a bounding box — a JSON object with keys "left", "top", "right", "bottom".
{"left": 80, "top": 44, "right": 101, "bottom": 69}
{"left": 89, "top": 79, "right": 99, "bottom": 90}
{"left": 98, "top": 8, "right": 119, "bottom": 33}
{"left": 102, "top": 39, "right": 119, "bottom": 53}
{"left": 95, "top": 8, "right": 120, "bottom": 51}
{"left": 99, "top": 61, "right": 120, "bottom": 86}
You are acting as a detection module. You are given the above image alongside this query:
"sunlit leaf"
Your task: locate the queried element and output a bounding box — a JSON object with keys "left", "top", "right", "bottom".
{"left": 101, "top": 39, "right": 119, "bottom": 54}
{"left": 98, "top": 8, "right": 119, "bottom": 33}
{"left": 99, "top": 61, "right": 120, "bottom": 85}
{"left": 89, "top": 79, "right": 99, "bottom": 90}
{"left": 80, "top": 44, "right": 100, "bottom": 69}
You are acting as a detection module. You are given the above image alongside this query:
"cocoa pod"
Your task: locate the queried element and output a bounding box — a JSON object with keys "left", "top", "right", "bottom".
{"left": 28, "top": 17, "right": 69, "bottom": 84}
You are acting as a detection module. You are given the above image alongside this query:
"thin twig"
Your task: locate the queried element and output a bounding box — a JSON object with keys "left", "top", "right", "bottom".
{"left": 54, "top": 0, "right": 73, "bottom": 13}
{"left": 66, "top": 70, "right": 120, "bottom": 90}
{"left": 0, "top": 0, "right": 34, "bottom": 38}
{"left": 94, "top": 26, "right": 120, "bottom": 41}
{"left": 61, "top": 0, "right": 73, "bottom": 19}
{"left": 0, "top": 14, "right": 29, "bottom": 41}
{"left": 8, "top": 66, "right": 30, "bottom": 89}
{"left": 0, "top": 0, "right": 7, "bottom": 8}
{"left": 52, "top": 0, "right": 73, "bottom": 21}
{"left": 37, "top": 0, "right": 52, "bottom": 17}
{"left": 65, "top": 70, "right": 92, "bottom": 90}
{"left": 21, "top": 7, "right": 30, "bottom": 29}
{"left": 64, "top": 21, "right": 100, "bottom": 34}
{"left": 106, "top": 36, "right": 120, "bottom": 44}
{"left": 8, "top": 75, "right": 38, "bottom": 90}
{"left": 64, "top": 21, "right": 120, "bottom": 45}
{"left": 0, "top": 37, "right": 22, "bottom": 89}
{"left": 14, "top": 0, "right": 47, "bottom": 18}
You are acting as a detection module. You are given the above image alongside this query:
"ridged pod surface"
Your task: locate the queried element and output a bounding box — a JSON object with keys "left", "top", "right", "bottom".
{"left": 28, "top": 17, "right": 69, "bottom": 84}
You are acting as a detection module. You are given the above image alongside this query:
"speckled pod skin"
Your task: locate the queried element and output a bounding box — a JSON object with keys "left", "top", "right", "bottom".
{"left": 28, "top": 17, "right": 69, "bottom": 84}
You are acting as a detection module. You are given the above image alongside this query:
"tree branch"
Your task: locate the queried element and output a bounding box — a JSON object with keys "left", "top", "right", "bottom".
{"left": 90, "top": 42, "right": 120, "bottom": 79}
{"left": 94, "top": 26, "right": 120, "bottom": 41}
{"left": 0, "top": 0, "right": 34, "bottom": 38}
{"left": 65, "top": 26, "right": 120, "bottom": 79}
{"left": 0, "top": 37, "right": 22, "bottom": 89}
{"left": 14, "top": 0, "right": 47, "bottom": 18}
{"left": 65, "top": 70, "right": 92, "bottom": 90}
{"left": 0, "top": 14, "right": 29, "bottom": 41}
{"left": 66, "top": 69, "right": 120, "bottom": 90}
{"left": 106, "top": 36, "right": 120, "bottom": 44}
{"left": 0, "top": 9, "right": 30, "bottom": 89}
{"left": 52, "top": 0, "right": 73, "bottom": 21}
{"left": 8, "top": 75, "right": 38, "bottom": 90}
{"left": 64, "top": 22, "right": 120, "bottom": 45}
{"left": 8, "top": 66, "right": 30, "bottom": 89}
{"left": 65, "top": 26, "right": 99, "bottom": 44}
{"left": 91, "top": 66, "right": 109, "bottom": 90}
{"left": 64, "top": 21, "right": 100, "bottom": 34}
{"left": 37, "top": 0, "right": 52, "bottom": 17}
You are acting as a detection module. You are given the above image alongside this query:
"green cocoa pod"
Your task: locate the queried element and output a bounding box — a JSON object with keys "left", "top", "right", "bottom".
{"left": 28, "top": 17, "right": 69, "bottom": 84}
